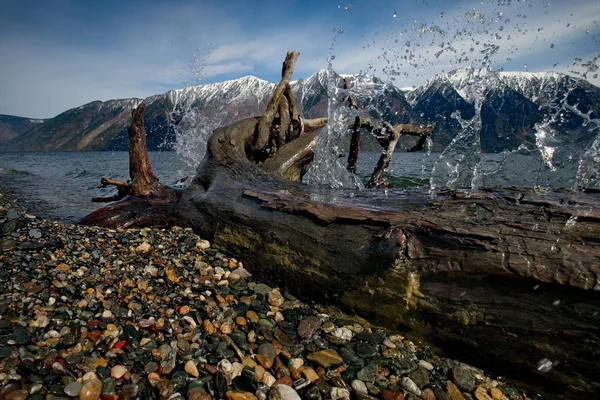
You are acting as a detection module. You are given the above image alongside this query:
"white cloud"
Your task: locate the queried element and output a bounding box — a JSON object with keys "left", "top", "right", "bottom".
{"left": 1, "top": 0, "right": 598, "bottom": 118}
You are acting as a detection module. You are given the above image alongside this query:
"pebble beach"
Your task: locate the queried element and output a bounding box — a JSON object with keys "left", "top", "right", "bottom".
{"left": 0, "top": 186, "right": 530, "bottom": 400}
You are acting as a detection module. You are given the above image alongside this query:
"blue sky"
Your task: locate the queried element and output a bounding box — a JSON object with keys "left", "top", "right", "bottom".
{"left": 1, "top": 0, "right": 599, "bottom": 118}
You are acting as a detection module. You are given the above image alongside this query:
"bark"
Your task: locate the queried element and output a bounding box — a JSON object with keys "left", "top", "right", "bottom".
{"left": 80, "top": 51, "right": 600, "bottom": 398}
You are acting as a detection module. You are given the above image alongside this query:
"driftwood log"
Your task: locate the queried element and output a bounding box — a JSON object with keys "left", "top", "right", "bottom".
{"left": 80, "top": 51, "right": 600, "bottom": 398}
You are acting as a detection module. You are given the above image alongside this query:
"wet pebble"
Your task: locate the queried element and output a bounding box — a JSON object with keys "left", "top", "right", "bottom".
{"left": 0, "top": 193, "right": 525, "bottom": 400}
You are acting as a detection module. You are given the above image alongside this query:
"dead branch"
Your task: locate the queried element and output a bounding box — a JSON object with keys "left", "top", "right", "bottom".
{"left": 254, "top": 51, "right": 300, "bottom": 154}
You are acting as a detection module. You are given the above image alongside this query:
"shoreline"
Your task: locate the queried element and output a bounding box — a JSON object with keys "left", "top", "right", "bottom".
{"left": 0, "top": 186, "right": 531, "bottom": 400}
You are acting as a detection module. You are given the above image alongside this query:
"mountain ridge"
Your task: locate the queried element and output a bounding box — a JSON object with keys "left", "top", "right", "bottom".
{"left": 3, "top": 68, "right": 599, "bottom": 153}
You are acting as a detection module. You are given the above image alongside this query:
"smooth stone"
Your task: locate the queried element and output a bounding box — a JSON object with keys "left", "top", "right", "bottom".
{"left": 452, "top": 363, "right": 478, "bottom": 391}
{"left": 6, "top": 209, "right": 18, "bottom": 219}
{"left": 258, "top": 319, "right": 274, "bottom": 329}
{"left": 253, "top": 283, "right": 272, "bottom": 296}
{"left": 79, "top": 378, "right": 102, "bottom": 400}
{"left": 307, "top": 349, "right": 344, "bottom": 368}
{"left": 110, "top": 365, "right": 127, "bottom": 379}
{"left": 64, "top": 381, "right": 82, "bottom": 397}
{"left": 225, "top": 390, "right": 258, "bottom": 400}
{"left": 185, "top": 360, "right": 200, "bottom": 377}
{"left": 400, "top": 377, "right": 421, "bottom": 396}
{"left": 268, "top": 384, "right": 301, "bottom": 400}
{"left": 351, "top": 379, "right": 369, "bottom": 394}
{"left": 418, "top": 360, "right": 434, "bottom": 371}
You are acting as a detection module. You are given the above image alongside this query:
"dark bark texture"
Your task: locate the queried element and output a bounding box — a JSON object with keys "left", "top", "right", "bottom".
{"left": 80, "top": 52, "right": 600, "bottom": 398}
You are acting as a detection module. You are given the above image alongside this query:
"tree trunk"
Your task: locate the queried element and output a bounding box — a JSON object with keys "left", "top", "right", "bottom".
{"left": 80, "top": 52, "right": 600, "bottom": 398}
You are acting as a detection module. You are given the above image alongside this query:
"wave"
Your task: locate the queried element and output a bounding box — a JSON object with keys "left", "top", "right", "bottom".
{"left": 0, "top": 167, "right": 35, "bottom": 176}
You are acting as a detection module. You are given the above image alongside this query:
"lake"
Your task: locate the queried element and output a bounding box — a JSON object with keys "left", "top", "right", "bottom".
{"left": 0, "top": 150, "right": 575, "bottom": 222}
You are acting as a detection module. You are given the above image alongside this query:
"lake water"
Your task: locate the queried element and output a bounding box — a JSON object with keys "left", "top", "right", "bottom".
{"left": 0, "top": 150, "right": 574, "bottom": 222}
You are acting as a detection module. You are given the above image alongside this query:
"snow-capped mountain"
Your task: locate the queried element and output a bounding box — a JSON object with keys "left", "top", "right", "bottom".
{"left": 4, "top": 68, "right": 599, "bottom": 152}
{"left": 409, "top": 68, "right": 600, "bottom": 151}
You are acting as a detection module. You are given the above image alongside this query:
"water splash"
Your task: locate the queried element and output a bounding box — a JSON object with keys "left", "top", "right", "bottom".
{"left": 307, "top": 28, "right": 363, "bottom": 189}
{"left": 430, "top": 67, "right": 493, "bottom": 190}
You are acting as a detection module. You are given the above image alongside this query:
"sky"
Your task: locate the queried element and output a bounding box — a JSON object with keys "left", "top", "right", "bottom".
{"left": 1, "top": 0, "right": 599, "bottom": 119}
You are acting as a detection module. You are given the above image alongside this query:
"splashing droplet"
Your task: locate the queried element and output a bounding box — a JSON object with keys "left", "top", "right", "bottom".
{"left": 537, "top": 359, "right": 553, "bottom": 373}
{"left": 393, "top": 12, "right": 397, "bottom": 18}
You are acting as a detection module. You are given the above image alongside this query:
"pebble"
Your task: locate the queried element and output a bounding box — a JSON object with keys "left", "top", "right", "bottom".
{"left": 307, "top": 349, "right": 344, "bottom": 368}
{"left": 79, "top": 378, "right": 102, "bottom": 400}
{"left": 226, "top": 391, "right": 258, "bottom": 400}
{"left": 0, "top": 190, "right": 521, "bottom": 400}
{"left": 268, "top": 384, "right": 301, "bottom": 400}
{"left": 351, "top": 379, "right": 369, "bottom": 394}
{"left": 63, "top": 381, "right": 82, "bottom": 397}
{"left": 419, "top": 360, "right": 435, "bottom": 371}
{"left": 110, "top": 365, "right": 127, "bottom": 380}
{"left": 401, "top": 376, "right": 422, "bottom": 396}
{"left": 185, "top": 360, "right": 200, "bottom": 377}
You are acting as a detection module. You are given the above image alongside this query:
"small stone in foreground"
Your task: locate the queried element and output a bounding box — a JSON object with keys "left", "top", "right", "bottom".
{"left": 268, "top": 384, "right": 301, "bottom": 400}
{"left": 307, "top": 349, "right": 344, "bottom": 368}
{"left": 446, "top": 381, "right": 466, "bottom": 400}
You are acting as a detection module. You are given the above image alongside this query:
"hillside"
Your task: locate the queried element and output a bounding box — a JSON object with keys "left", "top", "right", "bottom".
{"left": 0, "top": 114, "right": 45, "bottom": 144}
{"left": 4, "top": 68, "right": 599, "bottom": 153}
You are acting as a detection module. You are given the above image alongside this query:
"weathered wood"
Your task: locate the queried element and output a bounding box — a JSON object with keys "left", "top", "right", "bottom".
{"left": 128, "top": 104, "right": 160, "bottom": 195}
{"left": 80, "top": 51, "right": 600, "bottom": 398}
{"left": 366, "top": 122, "right": 434, "bottom": 188}
{"left": 254, "top": 51, "right": 300, "bottom": 154}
